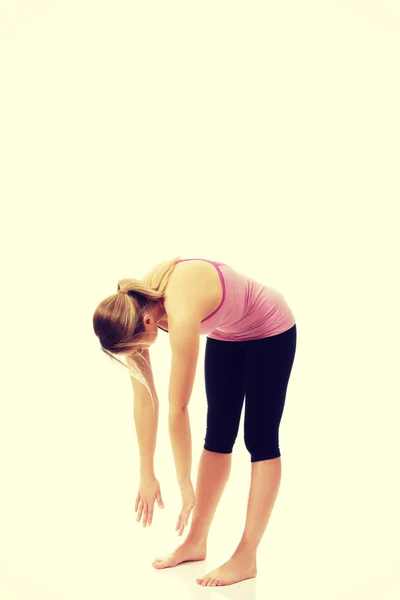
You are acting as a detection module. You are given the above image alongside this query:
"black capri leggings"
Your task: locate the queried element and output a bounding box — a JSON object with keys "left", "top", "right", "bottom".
{"left": 203, "top": 324, "right": 297, "bottom": 462}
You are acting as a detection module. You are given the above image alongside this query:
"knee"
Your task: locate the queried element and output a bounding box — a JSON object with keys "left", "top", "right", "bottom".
{"left": 250, "top": 449, "right": 281, "bottom": 462}
{"left": 203, "top": 443, "right": 234, "bottom": 455}
{"left": 204, "top": 427, "right": 238, "bottom": 455}
{"left": 244, "top": 429, "right": 280, "bottom": 462}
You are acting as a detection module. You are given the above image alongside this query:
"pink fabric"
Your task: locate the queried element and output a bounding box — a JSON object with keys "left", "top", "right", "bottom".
{"left": 158, "top": 258, "right": 296, "bottom": 341}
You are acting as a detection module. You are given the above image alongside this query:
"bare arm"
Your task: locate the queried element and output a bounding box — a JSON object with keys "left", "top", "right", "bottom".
{"left": 129, "top": 349, "right": 159, "bottom": 478}
{"left": 168, "top": 317, "right": 200, "bottom": 486}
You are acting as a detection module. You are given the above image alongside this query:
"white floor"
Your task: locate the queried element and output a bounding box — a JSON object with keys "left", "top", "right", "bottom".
{"left": 1, "top": 540, "right": 399, "bottom": 600}
{"left": 1, "top": 454, "right": 399, "bottom": 600}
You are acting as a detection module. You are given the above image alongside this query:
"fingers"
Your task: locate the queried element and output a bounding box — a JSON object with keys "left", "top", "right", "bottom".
{"left": 136, "top": 499, "right": 155, "bottom": 527}
{"left": 142, "top": 503, "right": 154, "bottom": 527}
{"left": 176, "top": 514, "right": 181, "bottom": 532}
{"left": 176, "top": 510, "right": 190, "bottom": 536}
{"left": 146, "top": 508, "right": 153, "bottom": 527}
{"left": 176, "top": 512, "right": 187, "bottom": 535}
{"left": 142, "top": 504, "right": 148, "bottom": 527}
{"left": 181, "top": 512, "right": 188, "bottom": 536}
{"left": 136, "top": 492, "right": 164, "bottom": 528}
{"left": 178, "top": 516, "right": 185, "bottom": 536}
{"left": 136, "top": 499, "right": 144, "bottom": 523}
{"left": 156, "top": 491, "right": 164, "bottom": 509}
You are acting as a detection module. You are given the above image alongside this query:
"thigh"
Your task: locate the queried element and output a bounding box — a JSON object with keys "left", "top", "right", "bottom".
{"left": 204, "top": 337, "right": 247, "bottom": 444}
{"left": 243, "top": 325, "right": 297, "bottom": 447}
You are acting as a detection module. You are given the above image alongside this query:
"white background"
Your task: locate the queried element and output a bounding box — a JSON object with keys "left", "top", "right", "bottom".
{"left": 0, "top": 1, "right": 399, "bottom": 598}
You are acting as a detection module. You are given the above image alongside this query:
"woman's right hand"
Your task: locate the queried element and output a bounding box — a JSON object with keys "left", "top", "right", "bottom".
{"left": 135, "top": 474, "right": 164, "bottom": 527}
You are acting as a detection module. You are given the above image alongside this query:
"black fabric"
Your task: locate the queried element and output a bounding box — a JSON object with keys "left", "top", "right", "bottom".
{"left": 203, "top": 324, "right": 297, "bottom": 462}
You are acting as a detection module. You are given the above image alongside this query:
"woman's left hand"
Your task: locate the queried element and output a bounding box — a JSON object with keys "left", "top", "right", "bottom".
{"left": 176, "top": 480, "right": 195, "bottom": 536}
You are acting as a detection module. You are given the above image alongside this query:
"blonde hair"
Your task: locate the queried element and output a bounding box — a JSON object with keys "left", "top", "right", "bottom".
{"left": 92, "top": 255, "right": 182, "bottom": 403}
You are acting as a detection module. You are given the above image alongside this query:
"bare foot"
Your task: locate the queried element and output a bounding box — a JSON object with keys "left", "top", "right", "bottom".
{"left": 196, "top": 554, "right": 257, "bottom": 586}
{"left": 152, "top": 540, "right": 207, "bottom": 569}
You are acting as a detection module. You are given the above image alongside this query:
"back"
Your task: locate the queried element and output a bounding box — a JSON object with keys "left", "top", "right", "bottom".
{"left": 203, "top": 262, "right": 296, "bottom": 341}
{"left": 172, "top": 258, "right": 296, "bottom": 341}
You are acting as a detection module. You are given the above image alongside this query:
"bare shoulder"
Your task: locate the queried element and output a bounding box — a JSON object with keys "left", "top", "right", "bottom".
{"left": 163, "top": 260, "right": 223, "bottom": 322}
{"left": 170, "top": 259, "right": 214, "bottom": 282}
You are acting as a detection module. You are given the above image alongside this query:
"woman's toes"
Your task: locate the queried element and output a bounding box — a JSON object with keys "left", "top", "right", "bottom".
{"left": 153, "top": 558, "right": 168, "bottom": 569}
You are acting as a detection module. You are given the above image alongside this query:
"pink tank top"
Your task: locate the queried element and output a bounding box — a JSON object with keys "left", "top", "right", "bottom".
{"left": 158, "top": 258, "right": 296, "bottom": 341}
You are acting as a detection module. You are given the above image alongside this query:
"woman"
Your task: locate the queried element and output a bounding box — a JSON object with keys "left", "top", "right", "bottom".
{"left": 93, "top": 256, "right": 297, "bottom": 587}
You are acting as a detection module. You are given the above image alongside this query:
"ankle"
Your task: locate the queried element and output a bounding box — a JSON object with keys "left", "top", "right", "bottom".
{"left": 185, "top": 532, "right": 208, "bottom": 547}
{"left": 233, "top": 542, "right": 257, "bottom": 561}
